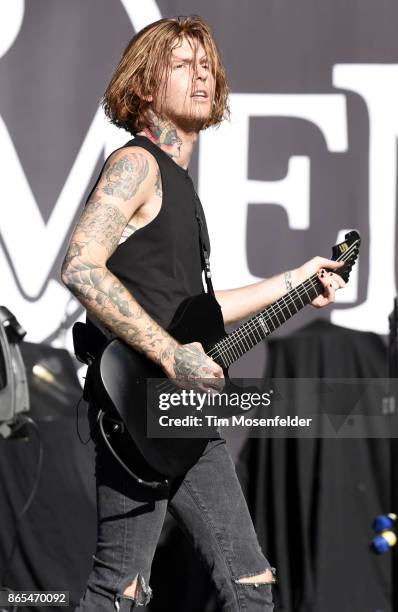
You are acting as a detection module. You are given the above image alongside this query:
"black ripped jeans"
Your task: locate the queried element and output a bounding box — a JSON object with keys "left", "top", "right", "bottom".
{"left": 75, "top": 403, "right": 275, "bottom": 611}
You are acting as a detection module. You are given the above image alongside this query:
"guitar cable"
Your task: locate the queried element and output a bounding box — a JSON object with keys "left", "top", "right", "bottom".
{"left": 74, "top": 365, "right": 169, "bottom": 490}
{"left": 75, "top": 395, "right": 91, "bottom": 445}
{"left": 97, "top": 410, "right": 169, "bottom": 490}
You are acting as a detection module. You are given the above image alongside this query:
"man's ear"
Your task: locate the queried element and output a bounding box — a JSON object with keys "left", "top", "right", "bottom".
{"left": 138, "top": 89, "right": 153, "bottom": 102}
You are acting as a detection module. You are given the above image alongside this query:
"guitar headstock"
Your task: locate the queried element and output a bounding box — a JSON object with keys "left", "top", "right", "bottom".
{"left": 331, "top": 230, "right": 361, "bottom": 282}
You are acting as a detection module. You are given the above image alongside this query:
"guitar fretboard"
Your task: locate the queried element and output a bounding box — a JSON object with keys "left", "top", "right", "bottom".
{"left": 207, "top": 273, "right": 323, "bottom": 369}
{"left": 206, "top": 230, "right": 361, "bottom": 369}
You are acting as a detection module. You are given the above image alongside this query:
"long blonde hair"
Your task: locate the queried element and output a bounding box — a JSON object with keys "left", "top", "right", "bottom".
{"left": 102, "top": 15, "right": 230, "bottom": 134}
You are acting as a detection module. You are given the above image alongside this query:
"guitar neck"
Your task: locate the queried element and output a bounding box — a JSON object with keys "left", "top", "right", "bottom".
{"left": 208, "top": 273, "right": 323, "bottom": 369}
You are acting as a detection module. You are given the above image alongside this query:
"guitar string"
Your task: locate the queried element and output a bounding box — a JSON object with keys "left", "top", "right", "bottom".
{"left": 208, "top": 243, "right": 358, "bottom": 366}
{"left": 211, "top": 270, "right": 325, "bottom": 362}
{"left": 213, "top": 260, "right": 340, "bottom": 358}
{"left": 210, "top": 273, "right": 322, "bottom": 363}
{"left": 212, "top": 255, "right": 357, "bottom": 367}
{"left": 208, "top": 274, "right": 321, "bottom": 367}
{"left": 154, "top": 252, "right": 357, "bottom": 390}
{"left": 209, "top": 241, "right": 358, "bottom": 363}
{"left": 210, "top": 249, "right": 357, "bottom": 367}
{"left": 155, "top": 242, "right": 358, "bottom": 387}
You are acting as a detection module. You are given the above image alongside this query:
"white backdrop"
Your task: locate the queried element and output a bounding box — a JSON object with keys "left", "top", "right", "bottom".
{"left": 0, "top": 0, "right": 396, "bottom": 358}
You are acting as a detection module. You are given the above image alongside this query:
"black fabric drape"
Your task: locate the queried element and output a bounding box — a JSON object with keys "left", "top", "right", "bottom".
{"left": 237, "top": 319, "right": 391, "bottom": 612}
{"left": 0, "top": 342, "right": 96, "bottom": 611}
{"left": 0, "top": 328, "right": 392, "bottom": 612}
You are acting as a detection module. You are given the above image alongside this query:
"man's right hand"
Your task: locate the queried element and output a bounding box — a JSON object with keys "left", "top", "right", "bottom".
{"left": 163, "top": 341, "right": 225, "bottom": 393}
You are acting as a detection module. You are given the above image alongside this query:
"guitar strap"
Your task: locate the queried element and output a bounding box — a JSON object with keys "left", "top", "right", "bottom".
{"left": 193, "top": 192, "right": 215, "bottom": 297}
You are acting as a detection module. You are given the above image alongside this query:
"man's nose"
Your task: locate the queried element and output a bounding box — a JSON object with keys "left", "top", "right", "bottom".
{"left": 194, "top": 65, "right": 207, "bottom": 81}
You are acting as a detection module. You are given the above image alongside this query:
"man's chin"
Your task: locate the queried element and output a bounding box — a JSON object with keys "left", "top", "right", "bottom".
{"left": 165, "top": 109, "right": 211, "bottom": 133}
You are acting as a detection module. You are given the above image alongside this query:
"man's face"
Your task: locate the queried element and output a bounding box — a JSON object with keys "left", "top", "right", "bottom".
{"left": 153, "top": 36, "right": 216, "bottom": 133}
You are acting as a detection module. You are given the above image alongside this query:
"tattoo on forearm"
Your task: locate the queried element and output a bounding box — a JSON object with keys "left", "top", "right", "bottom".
{"left": 63, "top": 256, "right": 175, "bottom": 360}
{"left": 102, "top": 153, "right": 149, "bottom": 200}
{"left": 108, "top": 282, "right": 132, "bottom": 317}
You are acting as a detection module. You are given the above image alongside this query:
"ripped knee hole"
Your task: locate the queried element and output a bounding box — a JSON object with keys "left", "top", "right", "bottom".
{"left": 235, "top": 567, "right": 276, "bottom": 585}
{"left": 115, "top": 573, "right": 152, "bottom": 608}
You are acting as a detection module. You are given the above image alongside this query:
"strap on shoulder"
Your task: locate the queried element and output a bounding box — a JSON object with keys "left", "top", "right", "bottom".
{"left": 193, "top": 192, "right": 215, "bottom": 297}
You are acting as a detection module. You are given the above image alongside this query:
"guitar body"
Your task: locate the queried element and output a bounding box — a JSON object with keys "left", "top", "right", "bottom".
{"left": 81, "top": 231, "right": 361, "bottom": 480}
{"left": 90, "top": 293, "right": 227, "bottom": 478}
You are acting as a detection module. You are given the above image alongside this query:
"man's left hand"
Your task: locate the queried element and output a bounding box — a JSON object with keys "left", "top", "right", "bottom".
{"left": 293, "top": 257, "right": 346, "bottom": 308}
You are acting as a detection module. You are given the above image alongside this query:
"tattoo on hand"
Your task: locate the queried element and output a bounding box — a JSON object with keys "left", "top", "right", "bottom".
{"left": 173, "top": 345, "right": 212, "bottom": 379}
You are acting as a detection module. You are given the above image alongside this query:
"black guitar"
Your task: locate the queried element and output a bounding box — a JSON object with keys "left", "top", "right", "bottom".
{"left": 75, "top": 231, "right": 360, "bottom": 483}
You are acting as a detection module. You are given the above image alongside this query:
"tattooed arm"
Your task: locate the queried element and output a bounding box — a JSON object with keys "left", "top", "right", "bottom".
{"left": 61, "top": 148, "right": 223, "bottom": 386}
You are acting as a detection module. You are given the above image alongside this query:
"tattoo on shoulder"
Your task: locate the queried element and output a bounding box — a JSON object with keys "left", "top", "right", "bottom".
{"left": 102, "top": 153, "right": 149, "bottom": 200}
{"left": 155, "top": 168, "right": 162, "bottom": 198}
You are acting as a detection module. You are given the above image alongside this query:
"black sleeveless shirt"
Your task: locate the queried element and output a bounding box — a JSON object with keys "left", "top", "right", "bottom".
{"left": 86, "top": 135, "right": 210, "bottom": 337}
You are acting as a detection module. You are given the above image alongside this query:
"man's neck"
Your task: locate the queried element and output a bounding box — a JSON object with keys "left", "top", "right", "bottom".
{"left": 137, "top": 113, "right": 198, "bottom": 170}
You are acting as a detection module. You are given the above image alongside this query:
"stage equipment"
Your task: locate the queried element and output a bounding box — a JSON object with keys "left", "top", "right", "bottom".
{"left": 0, "top": 341, "right": 91, "bottom": 608}
{"left": 0, "top": 310, "right": 41, "bottom": 609}
{"left": 373, "top": 513, "right": 397, "bottom": 532}
{"left": 371, "top": 514, "right": 397, "bottom": 554}
{"left": 0, "top": 306, "right": 29, "bottom": 438}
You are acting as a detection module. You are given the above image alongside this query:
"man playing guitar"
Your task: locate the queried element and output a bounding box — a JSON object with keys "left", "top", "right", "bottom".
{"left": 61, "top": 15, "right": 345, "bottom": 611}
